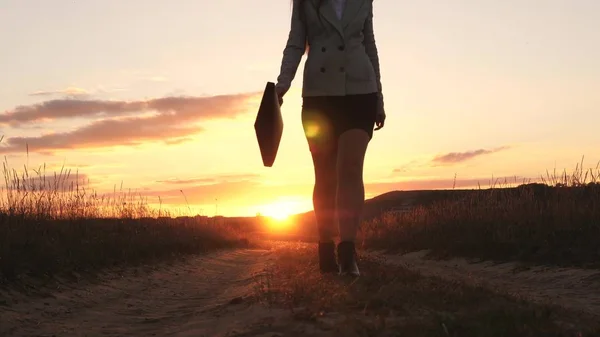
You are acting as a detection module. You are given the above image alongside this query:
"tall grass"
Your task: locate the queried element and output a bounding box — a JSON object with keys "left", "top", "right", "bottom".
{"left": 2, "top": 160, "right": 152, "bottom": 220}
{"left": 0, "top": 159, "right": 252, "bottom": 286}
{"left": 361, "top": 161, "right": 600, "bottom": 268}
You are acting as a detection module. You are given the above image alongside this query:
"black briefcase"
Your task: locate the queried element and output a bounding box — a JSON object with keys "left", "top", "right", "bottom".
{"left": 254, "top": 82, "right": 284, "bottom": 167}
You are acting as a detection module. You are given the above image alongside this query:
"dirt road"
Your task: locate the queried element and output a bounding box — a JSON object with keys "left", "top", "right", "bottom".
{"left": 2, "top": 245, "right": 599, "bottom": 336}
{"left": 1, "top": 249, "right": 292, "bottom": 337}
{"left": 379, "top": 250, "right": 600, "bottom": 317}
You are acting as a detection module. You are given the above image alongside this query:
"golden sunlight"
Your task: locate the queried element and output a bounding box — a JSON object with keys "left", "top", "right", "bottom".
{"left": 260, "top": 199, "right": 308, "bottom": 229}
{"left": 267, "top": 208, "right": 291, "bottom": 221}
{"left": 261, "top": 201, "right": 295, "bottom": 221}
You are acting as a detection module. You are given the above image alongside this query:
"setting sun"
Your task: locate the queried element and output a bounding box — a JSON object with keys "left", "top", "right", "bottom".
{"left": 261, "top": 201, "right": 296, "bottom": 221}
{"left": 260, "top": 198, "right": 308, "bottom": 223}
{"left": 266, "top": 209, "right": 291, "bottom": 221}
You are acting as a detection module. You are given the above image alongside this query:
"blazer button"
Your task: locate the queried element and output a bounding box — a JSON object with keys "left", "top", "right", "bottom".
{"left": 338, "top": 45, "right": 345, "bottom": 51}
{"left": 339, "top": 67, "right": 345, "bottom": 72}
{"left": 321, "top": 47, "right": 326, "bottom": 52}
{"left": 320, "top": 67, "right": 326, "bottom": 73}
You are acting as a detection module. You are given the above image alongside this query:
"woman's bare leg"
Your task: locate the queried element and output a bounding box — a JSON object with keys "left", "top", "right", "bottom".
{"left": 336, "top": 129, "right": 370, "bottom": 242}
{"left": 335, "top": 129, "right": 370, "bottom": 276}
{"left": 309, "top": 148, "right": 338, "bottom": 242}
{"left": 308, "top": 143, "right": 339, "bottom": 273}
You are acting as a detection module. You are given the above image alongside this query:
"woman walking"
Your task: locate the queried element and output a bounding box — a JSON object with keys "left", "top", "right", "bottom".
{"left": 275, "top": 0, "right": 386, "bottom": 276}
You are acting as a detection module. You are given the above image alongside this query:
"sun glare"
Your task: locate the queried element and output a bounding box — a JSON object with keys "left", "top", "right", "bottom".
{"left": 267, "top": 208, "right": 291, "bottom": 221}
{"left": 260, "top": 199, "right": 307, "bottom": 230}
{"left": 262, "top": 202, "right": 294, "bottom": 221}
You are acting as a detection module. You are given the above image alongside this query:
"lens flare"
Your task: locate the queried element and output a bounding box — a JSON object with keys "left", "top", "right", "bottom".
{"left": 304, "top": 123, "right": 321, "bottom": 139}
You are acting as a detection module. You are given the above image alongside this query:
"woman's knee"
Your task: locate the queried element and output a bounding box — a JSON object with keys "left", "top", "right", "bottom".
{"left": 314, "top": 173, "right": 337, "bottom": 194}
{"left": 336, "top": 129, "right": 370, "bottom": 182}
{"left": 336, "top": 152, "right": 368, "bottom": 183}
{"left": 337, "top": 161, "right": 364, "bottom": 183}
{"left": 312, "top": 154, "right": 337, "bottom": 185}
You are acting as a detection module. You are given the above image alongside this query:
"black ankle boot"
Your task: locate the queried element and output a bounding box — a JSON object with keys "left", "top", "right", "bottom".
{"left": 337, "top": 241, "right": 360, "bottom": 277}
{"left": 318, "top": 241, "right": 338, "bottom": 273}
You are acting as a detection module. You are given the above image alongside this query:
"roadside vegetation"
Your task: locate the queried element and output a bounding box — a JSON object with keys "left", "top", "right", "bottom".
{"left": 361, "top": 160, "right": 600, "bottom": 268}
{"left": 0, "top": 159, "right": 254, "bottom": 288}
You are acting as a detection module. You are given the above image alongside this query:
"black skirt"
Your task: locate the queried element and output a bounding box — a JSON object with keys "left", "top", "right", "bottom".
{"left": 301, "top": 93, "right": 378, "bottom": 154}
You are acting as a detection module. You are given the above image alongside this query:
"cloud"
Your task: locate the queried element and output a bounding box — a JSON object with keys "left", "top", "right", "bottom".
{"left": 6, "top": 173, "right": 90, "bottom": 192}
{"left": 156, "top": 174, "right": 260, "bottom": 186}
{"left": 29, "top": 87, "right": 91, "bottom": 98}
{"left": 393, "top": 159, "right": 427, "bottom": 173}
{"left": 144, "top": 177, "right": 312, "bottom": 207}
{"left": 139, "top": 174, "right": 535, "bottom": 213}
{"left": 432, "top": 146, "right": 510, "bottom": 165}
{"left": 43, "top": 163, "right": 92, "bottom": 170}
{"left": 157, "top": 178, "right": 217, "bottom": 185}
{"left": 163, "top": 137, "right": 194, "bottom": 145}
{"left": 1, "top": 116, "right": 204, "bottom": 154}
{"left": 0, "top": 93, "right": 258, "bottom": 154}
{"left": 1, "top": 94, "right": 255, "bottom": 126}
{"left": 146, "top": 180, "right": 261, "bottom": 205}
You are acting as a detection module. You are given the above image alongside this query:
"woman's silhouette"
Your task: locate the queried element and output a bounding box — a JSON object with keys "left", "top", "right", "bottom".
{"left": 276, "top": 0, "right": 385, "bottom": 276}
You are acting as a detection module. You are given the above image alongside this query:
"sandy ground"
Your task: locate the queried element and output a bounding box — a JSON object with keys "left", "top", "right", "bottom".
{"left": 377, "top": 250, "right": 600, "bottom": 317}
{"left": 1, "top": 248, "right": 365, "bottom": 337}
{"left": 3, "top": 245, "right": 600, "bottom": 336}
{"left": 0, "top": 249, "right": 295, "bottom": 336}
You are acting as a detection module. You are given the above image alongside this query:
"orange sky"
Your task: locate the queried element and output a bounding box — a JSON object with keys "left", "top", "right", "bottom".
{"left": 1, "top": 0, "right": 599, "bottom": 217}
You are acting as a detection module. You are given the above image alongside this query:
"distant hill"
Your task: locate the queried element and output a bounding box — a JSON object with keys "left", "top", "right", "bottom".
{"left": 291, "top": 188, "right": 472, "bottom": 225}
{"left": 289, "top": 183, "right": 560, "bottom": 228}
{"left": 193, "top": 182, "right": 600, "bottom": 242}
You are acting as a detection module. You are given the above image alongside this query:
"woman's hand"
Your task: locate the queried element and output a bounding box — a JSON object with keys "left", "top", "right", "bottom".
{"left": 275, "top": 86, "right": 288, "bottom": 106}
{"left": 374, "top": 93, "right": 385, "bottom": 131}
{"left": 374, "top": 109, "right": 386, "bottom": 130}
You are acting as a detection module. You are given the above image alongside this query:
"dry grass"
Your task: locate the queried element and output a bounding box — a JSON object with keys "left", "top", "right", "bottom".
{"left": 361, "top": 160, "right": 600, "bottom": 268}
{"left": 256, "top": 243, "right": 599, "bottom": 337}
{"left": 0, "top": 159, "right": 254, "bottom": 287}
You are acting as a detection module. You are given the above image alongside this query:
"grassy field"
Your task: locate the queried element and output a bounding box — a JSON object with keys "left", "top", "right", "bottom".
{"left": 256, "top": 243, "right": 599, "bottom": 336}
{"left": 360, "top": 161, "right": 600, "bottom": 268}
{"left": 3, "top": 157, "right": 599, "bottom": 289}
{"left": 0, "top": 161, "right": 255, "bottom": 287}
{"left": 2, "top": 158, "right": 599, "bottom": 335}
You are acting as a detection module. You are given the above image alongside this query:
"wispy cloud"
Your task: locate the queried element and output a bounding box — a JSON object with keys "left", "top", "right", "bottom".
{"left": 432, "top": 146, "right": 510, "bottom": 165}
{"left": 0, "top": 93, "right": 258, "bottom": 154}
{"left": 156, "top": 174, "right": 260, "bottom": 185}
{"left": 141, "top": 174, "right": 534, "bottom": 210}
{"left": 44, "top": 163, "right": 92, "bottom": 170}
{"left": 157, "top": 178, "right": 217, "bottom": 185}
{"left": 29, "top": 87, "right": 91, "bottom": 98}
{"left": 7, "top": 173, "right": 90, "bottom": 192}
{"left": 393, "top": 159, "right": 428, "bottom": 173}
{"left": 163, "top": 137, "right": 194, "bottom": 145}
{"left": 146, "top": 180, "right": 262, "bottom": 205}
{"left": 31, "top": 85, "right": 130, "bottom": 98}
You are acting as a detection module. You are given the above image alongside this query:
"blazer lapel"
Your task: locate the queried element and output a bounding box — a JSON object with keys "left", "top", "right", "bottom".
{"left": 341, "top": 0, "right": 365, "bottom": 30}
{"left": 318, "top": 0, "right": 344, "bottom": 39}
